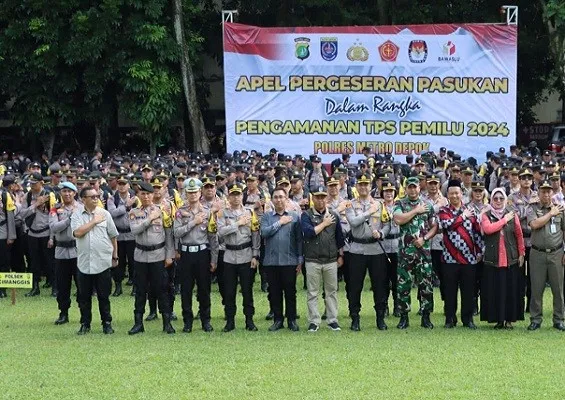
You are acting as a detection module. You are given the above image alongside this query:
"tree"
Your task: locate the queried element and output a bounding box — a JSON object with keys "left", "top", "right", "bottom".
{"left": 541, "top": 0, "right": 565, "bottom": 122}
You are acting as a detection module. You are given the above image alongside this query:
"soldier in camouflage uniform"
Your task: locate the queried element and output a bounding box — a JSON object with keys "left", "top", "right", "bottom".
{"left": 393, "top": 177, "right": 438, "bottom": 329}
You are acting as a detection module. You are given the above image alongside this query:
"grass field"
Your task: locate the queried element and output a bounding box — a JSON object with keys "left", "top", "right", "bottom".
{"left": 1, "top": 280, "right": 564, "bottom": 400}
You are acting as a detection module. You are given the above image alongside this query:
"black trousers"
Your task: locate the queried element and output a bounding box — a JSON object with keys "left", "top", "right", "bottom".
{"left": 341, "top": 252, "right": 351, "bottom": 300}
{"left": 27, "top": 235, "right": 54, "bottom": 285}
{"left": 77, "top": 268, "right": 112, "bottom": 325}
{"left": 223, "top": 262, "right": 255, "bottom": 318}
{"left": 348, "top": 253, "right": 387, "bottom": 316}
{"left": 178, "top": 249, "right": 211, "bottom": 323}
{"left": 56, "top": 258, "right": 78, "bottom": 313}
{"left": 265, "top": 265, "right": 297, "bottom": 322}
{"left": 133, "top": 261, "right": 171, "bottom": 315}
{"left": 115, "top": 240, "right": 134, "bottom": 283}
{"left": 217, "top": 250, "right": 226, "bottom": 305}
{"left": 442, "top": 263, "right": 476, "bottom": 324}
{"left": 9, "top": 228, "right": 26, "bottom": 273}
{"left": 0, "top": 241, "right": 9, "bottom": 273}
{"left": 524, "top": 247, "right": 531, "bottom": 309}
{"left": 385, "top": 252, "right": 398, "bottom": 307}
{"left": 431, "top": 249, "right": 444, "bottom": 301}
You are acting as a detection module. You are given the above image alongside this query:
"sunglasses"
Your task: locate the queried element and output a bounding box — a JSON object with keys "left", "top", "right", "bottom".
{"left": 492, "top": 196, "right": 504, "bottom": 201}
{"left": 84, "top": 195, "right": 100, "bottom": 200}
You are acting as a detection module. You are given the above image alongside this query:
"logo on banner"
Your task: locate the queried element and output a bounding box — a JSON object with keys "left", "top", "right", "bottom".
{"left": 294, "top": 37, "right": 311, "bottom": 60}
{"left": 438, "top": 41, "right": 460, "bottom": 62}
{"left": 378, "top": 40, "right": 399, "bottom": 62}
{"left": 408, "top": 40, "right": 427, "bottom": 63}
{"left": 347, "top": 41, "right": 369, "bottom": 62}
{"left": 320, "top": 37, "right": 338, "bottom": 61}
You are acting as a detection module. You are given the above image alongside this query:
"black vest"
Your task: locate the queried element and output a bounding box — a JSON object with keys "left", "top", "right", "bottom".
{"left": 303, "top": 208, "right": 339, "bottom": 263}
{"left": 483, "top": 209, "right": 519, "bottom": 267}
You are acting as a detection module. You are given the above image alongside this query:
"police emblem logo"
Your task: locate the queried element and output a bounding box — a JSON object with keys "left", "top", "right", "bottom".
{"left": 294, "top": 37, "right": 310, "bottom": 60}
{"left": 189, "top": 179, "right": 195, "bottom": 187}
{"left": 408, "top": 40, "right": 427, "bottom": 63}
{"left": 320, "top": 37, "right": 338, "bottom": 61}
{"left": 346, "top": 41, "right": 369, "bottom": 62}
{"left": 378, "top": 40, "right": 399, "bottom": 62}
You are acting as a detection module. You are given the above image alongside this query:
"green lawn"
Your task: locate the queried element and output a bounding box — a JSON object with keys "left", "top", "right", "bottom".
{"left": 1, "top": 280, "right": 564, "bottom": 400}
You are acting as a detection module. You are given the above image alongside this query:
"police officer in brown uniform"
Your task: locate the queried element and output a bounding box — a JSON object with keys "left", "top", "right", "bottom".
{"left": 216, "top": 183, "right": 261, "bottom": 332}
{"left": 173, "top": 177, "right": 219, "bottom": 333}
{"left": 127, "top": 182, "right": 176, "bottom": 335}
{"left": 526, "top": 180, "right": 565, "bottom": 331}
{"left": 0, "top": 180, "right": 17, "bottom": 298}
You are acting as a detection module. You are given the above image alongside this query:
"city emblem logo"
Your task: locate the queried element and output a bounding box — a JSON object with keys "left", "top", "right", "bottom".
{"left": 320, "top": 37, "right": 338, "bottom": 61}
{"left": 378, "top": 40, "right": 399, "bottom": 62}
{"left": 294, "top": 37, "right": 310, "bottom": 60}
{"left": 347, "top": 40, "right": 369, "bottom": 62}
{"left": 408, "top": 40, "right": 427, "bottom": 63}
{"left": 438, "top": 41, "right": 460, "bottom": 62}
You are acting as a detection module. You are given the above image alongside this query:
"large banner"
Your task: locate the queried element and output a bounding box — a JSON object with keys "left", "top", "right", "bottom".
{"left": 223, "top": 23, "right": 517, "bottom": 162}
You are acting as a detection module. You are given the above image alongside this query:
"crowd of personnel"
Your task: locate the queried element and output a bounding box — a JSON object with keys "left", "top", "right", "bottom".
{"left": 0, "top": 141, "right": 564, "bottom": 335}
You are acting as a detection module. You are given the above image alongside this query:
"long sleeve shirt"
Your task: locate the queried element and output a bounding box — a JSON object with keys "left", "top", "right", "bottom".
{"left": 480, "top": 213, "right": 525, "bottom": 268}
{"left": 217, "top": 206, "right": 260, "bottom": 264}
{"left": 49, "top": 202, "right": 82, "bottom": 260}
{"left": 129, "top": 205, "right": 175, "bottom": 263}
{"left": 438, "top": 204, "right": 484, "bottom": 265}
{"left": 260, "top": 210, "right": 303, "bottom": 266}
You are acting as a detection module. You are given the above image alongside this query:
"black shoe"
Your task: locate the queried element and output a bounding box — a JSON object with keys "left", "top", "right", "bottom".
{"left": 202, "top": 321, "right": 214, "bottom": 332}
{"left": 265, "top": 310, "right": 274, "bottom": 320}
{"left": 350, "top": 316, "right": 361, "bottom": 332}
{"left": 261, "top": 282, "right": 268, "bottom": 293}
{"left": 51, "top": 289, "right": 58, "bottom": 298}
{"left": 125, "top": 279, "right": 133, "bottom": 286}
{"left": 54, "top": 313, "right": 69, "bottom": 325}
{"left": 444, "top": 321, "right": 455, "bottom": 329}
{"left": 42, "top": 281, "right": 52, "bottom": 289}
{"left": 393, "top": 307, "right": 401, "bottom": 318}
{"left": 128, "top": 313, "right": 145, "bottom": 335}
{"left": 102, "top": 322, "right": 114, "bottom": 335}
{"left": 245, "top": 318, "right": 258, "bottom": 331}
{"left": 162, "top": 314, "right": 176, "bottom": 334}
{"left": 328, "top": 322, "right": 341, "bottom": 331}
{"left": 308, "top": 323, "right": 319, "bottom": 332}
{"left": 376, "top": 310, "right": 387, "bottom": 331}
{"left": 25, "top": 286, "right": 40, "bottom": 297}
{"left": 397, "top": 314, "right": 409, "bottom": 329}
{"left": 112, "top": 282, "right": 123, "bottom": 297}
{"left": 77, "top": 324, "right": 91, "bottom": 335}
{"left": 170, "top": 312, "right": 178, "bottom": 321}
{"left": 553, "top": 322, "right": 565, "bottom": 331}
{"left": 287, "top": 320, "right": 299, "bottom": 332}
{"left": 182, "top": 321, "right": 193, "bottom": 333}
{"left": 463, "top": 321, "right": 477, "bottom": 330}
{"left": 527, "top": 322, "right": 541, "bottom": 331}
{"left": 268, "top": 320, "right": 284, "bottom": 331}
{"left": 494, "top": 322, "right": 505, "bottom": 330}
{"left": 223, "top": 319, "right": 235, "bottom": 332}
{"left": 145, "top": 311, "right": 158, "bottom": 321}
{"left": 0, "top": 289, "right": 6, "bottom": 298}
{"left": 421, "top": 312, "right": 434, "bottom": 329}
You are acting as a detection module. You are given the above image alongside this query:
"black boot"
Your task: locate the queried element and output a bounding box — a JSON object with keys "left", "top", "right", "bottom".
{"left": 393, "top": 304, "right": 401, "bottom": 317}
{"left": 102, "top": 321, "right": 115, "bottom": 334}
{"left": 223, "top": 317, "right": 235, "bottom": 332}
{"left": 182, "top": 319, "right": 193, "bottom": 333}
{"left": 202, "top": 320, "right": 214, "bottom": 332}
{"left": 51, "top": 289, "right": 58, "bottom": 298}
{"left": 54, "top": 312, "right": 69, "bottom": 325}
{"left": 265, "top": 310, "right": 274, "bottom": 320}
{"left": 350, "top": 315, "right": 361, "bottom": 331}
{"left": 112, "top": 281, "right": 123, "bottom": 297}
{"left": 397, "top": 313, "right": 409, "bottom": 329}
{"left": 25, "top": 282, "right": 40, "bottom": 297}
{"left": 376, "top": 310, "right": 388, "bottom": 331}
{"left": 0, "top": 288, "right": 7, "bottom": 298}
{"left": 162, "top": 314, "right": 176, "bottom": 334}
{"left": 42, "top": 280, "right": 52, "bottom": 289}
{"left": 145, "top": 310, "right": 158, "bottom": 321}
{"left": 128, "top": 313, "right": 145, "bottom": 335}
{"left": 421, "top": 311, "right": 434, "bottom": 329}
{"left": 245, "top": 317, "right": 258, "bottom": 331}
{"left": 125, "top": 278, "right": 133, "bottom": 286}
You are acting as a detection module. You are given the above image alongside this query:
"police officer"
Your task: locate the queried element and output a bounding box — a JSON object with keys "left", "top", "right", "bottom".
{"left": 393, "top": 176, "right": 438, "bottom": 329}
{"left": 526, "top": 180, "right": 565, "bottom": 331}
{"left": 380, "top": 180, "right": 401, "bottom": 317}
{"left": 173, "top": 177, "right": 219, "bottom": 333}
{"left": 49, "top": 182, "right": 81, "bottom": 324}
{"left": 216, "top": 183, "right": 261, "bottom": 332}
{"left": 127, "top": 182, "right": 176, "bottom": 335}
{"left": 0, "top": 180, "right": 17, "bottom": 298}
{"left": 345, "top": 173, "right": 391, "bottom": 331}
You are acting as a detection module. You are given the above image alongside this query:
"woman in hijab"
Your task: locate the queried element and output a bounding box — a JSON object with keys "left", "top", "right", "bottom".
{"left": 480, "top": 188, "right": 525, "bottom": 329}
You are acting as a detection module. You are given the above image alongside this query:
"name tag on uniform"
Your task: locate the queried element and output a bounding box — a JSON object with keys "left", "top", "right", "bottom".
{"left": 550, "top": 224, "right": 557, "bottom": 234}
{"left": 181, "top": 245, "right": 187, "bottom": 252}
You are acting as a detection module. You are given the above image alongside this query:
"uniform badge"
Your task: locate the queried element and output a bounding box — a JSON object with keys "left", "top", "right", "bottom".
{"left": 294, "top": 37, "right": 310, "bottom": 60}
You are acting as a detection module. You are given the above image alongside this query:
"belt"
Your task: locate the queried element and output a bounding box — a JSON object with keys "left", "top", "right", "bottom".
{"left": 384, "top": 233, "right": 400, "bottom": 240}
{"left": 135, "top": 242, "right": 166, "bottom": 252}
{"left": 56, "top": 240, "right": 76, "bottom": 248}
{"left": 117, "top": 226, "right": 131, "bottom": 234}
{"left": 531, "top": 244, "right": 562, "bottom": 253}
{"left": 351, "top": 236, "right": 378, "bottom": 244}
{"left": 29, "top": 226, "right": 49, "bottom": 234}
{"left": 180, "top": 243, "right": 208, "bottom": 252}
{"left": 225, "top": 241, "right": 252, "bottom": 251}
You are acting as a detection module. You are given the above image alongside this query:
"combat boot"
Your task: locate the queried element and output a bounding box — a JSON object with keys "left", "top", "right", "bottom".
{"left": 222, "top": 317, "right": 235, "bottom": 332}
{"left": 376, "top": 310, "right": 388, "bottom": 331}
{"left": 145, "top": 309, "right": 158, "bottom": 321}
{"left": 112, "top": 281, "right": 122, "bottom": 297}
{"left": 25, "top": 282, "right": 40, "bottom": 297}
{"left": 397, "top": 313, "right": 409, "bottom": 329}
{"left": 350, "top": 315, "right": 361, "bottom": 331}
{"left": 54, "top": 312, "right": 69, "bottom": 325}
{"left": 162, "top": 314, "right": 176, "bottom": 334}
{"left": 128, "top": 313, "right": 145, "bottom": 335}
{"left": 421, "top": 311, "right": 434, "bottom": 329}
{"left": 245, "top": 316, "right": 258, "bottom": 331}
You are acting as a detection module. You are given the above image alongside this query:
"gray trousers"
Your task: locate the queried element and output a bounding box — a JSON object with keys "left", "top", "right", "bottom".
{"left": 305, "top": 261, "right": 338, "bottom": 326}
{"left": 529, "top": 248, "right": 565, "bottom": 324}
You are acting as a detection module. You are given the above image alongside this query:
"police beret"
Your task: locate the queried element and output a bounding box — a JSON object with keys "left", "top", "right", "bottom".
{"left": 138, "top": 182, "right": 154, "bottom": 193}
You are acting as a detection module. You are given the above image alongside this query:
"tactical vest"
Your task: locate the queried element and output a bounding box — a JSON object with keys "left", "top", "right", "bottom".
{"left": 303, "top": 208, "right": 339, "bottom": 263}
{"left": 483, "top": 210, "right": 519, "bottom": 268}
